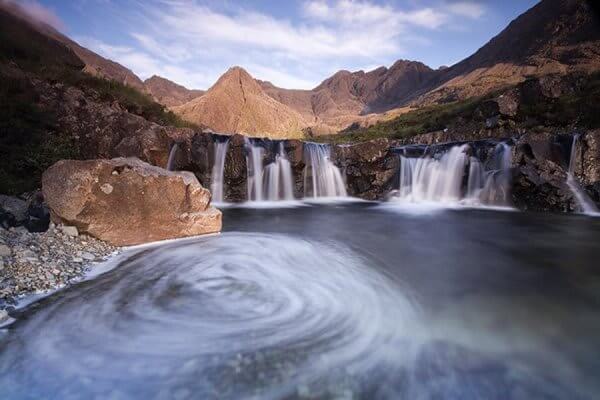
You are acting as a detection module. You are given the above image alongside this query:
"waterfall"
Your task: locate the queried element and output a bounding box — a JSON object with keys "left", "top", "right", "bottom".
{"left": 303, "top": 143, "right": 347, "bottom": 198}
{"left": 264, "top": 143, "right": 295, "bottom": 201}
{"left": 395, "top": 143, "right": 512, "bottom": 206}
{"left": 466, "top": 143, "right": 512, "bottom": 205}
{"left": 210, "top": 138, "right": 230, "bottom": 203}
{"left": 166, "top": 143, "right": 179, "bottom": 171}
{"left": 245, "top": 140, "right": 295, "bottom": 202}
{"left": 566, "top": 135, "right": 598, "bottom": 214}
{"left": 397, "top": 145, "right": 469, "bottom": 203}
{"left": 245, "top": 138, "right": 265, "bottom": 202}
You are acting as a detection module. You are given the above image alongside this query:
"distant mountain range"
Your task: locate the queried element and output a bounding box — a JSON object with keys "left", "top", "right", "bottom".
{"left": 3, "top": 0, "right": 600, "bottom": 138}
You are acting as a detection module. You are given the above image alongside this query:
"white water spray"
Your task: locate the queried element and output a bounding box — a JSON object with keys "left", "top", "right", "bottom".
{"left": 211, "top": 138, "right": 230, "bottom": 203}
{"left": 566, "top": 134, "right": 598, "bottom": 214}
{"left": 396, "top": 143, "right": 512, "bottom": 206}
{"left": 264, "top": 143, "right": 295, "bottom": 201}
{"left": 166, "top": 143, "right": 179, "bottom": 171}
{"left": 303, "top": 143, "right": 347, "bottom": 198}
{"left": 245, "top": 138, "right": 265, "bottom": 202}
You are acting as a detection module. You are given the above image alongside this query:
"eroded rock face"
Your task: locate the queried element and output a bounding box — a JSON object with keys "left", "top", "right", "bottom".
{"left": 332, "top": 139, "right": 398, "bottom": 200}
{"left": 37, "top": 80, "right": 196, "bottom": 168}
{"left": 511, "top": 133, "right": 576, "bottom": 212}
{"left": 42, "top": 158, "right": 221, "bottom": 246}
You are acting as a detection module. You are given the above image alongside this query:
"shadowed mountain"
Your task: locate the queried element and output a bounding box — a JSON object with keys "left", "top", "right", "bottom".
{"left": 144, "top": 75, "right": 205, "bottom": 107}
{"left": 414, "top": 0, "right": 600, "bottom": 104}
{"left": 173, "top": 67, "right": 307, "bottom": 138}
{"left": 1, "top": 1, "right": 204, "bottom": 105}
{"left": 261, "top": 0, "right": 600, "bottom": 129}
{"left": 257, "top": 60, "right": 436, "bottom": 133}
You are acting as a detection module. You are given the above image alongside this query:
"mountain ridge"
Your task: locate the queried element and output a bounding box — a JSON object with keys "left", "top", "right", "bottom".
{"left": 3, "top": 0, "right": 600, "bottom": 138}
{"left": 172, "top": 67, "right": 307, "bottom": 138}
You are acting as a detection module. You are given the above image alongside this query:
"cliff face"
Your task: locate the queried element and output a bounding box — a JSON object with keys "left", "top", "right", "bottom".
{"left": 173, "top": 67, "right": 307, "bottom": 139}
{"left": 0, "top": 6, "right": 195, "bottom": 194}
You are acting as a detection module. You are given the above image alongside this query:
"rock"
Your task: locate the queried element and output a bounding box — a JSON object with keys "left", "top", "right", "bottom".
{"left": 581, "top": 130, "right": 600, "bottom": 185}
{"left": 0, "top": 244, "right": 11, "bottom": 257}
{"left": 25, "top": 191, "right": 50, "bottom": 233}
{"left": 61, "top": 225, "right": 79, "bottom": 237}
{"left": 0, "top": 195, "right": 27, "bottom": 225}
{"left": 42, "top": 157, "right": 222, "bottom": 246}
{"left": 80, "top": 252, "right": 96, "bottom": 261}
{"left": 495, "top": 89, "right": 519, "bottom": 117}
{"left": 517, "top": 132, "right": 566, "bottom": 166}
{"left": 511, "top": 134, "right": 576, "bottom": 212}
{"left": 333, "top": 139, "right": 398, "bottom": 200}
{"left": 485, "top": 116, "right": 500, "bottom": 129}
{"left": 0, "top": 310, "right": 8, "bottom": 323}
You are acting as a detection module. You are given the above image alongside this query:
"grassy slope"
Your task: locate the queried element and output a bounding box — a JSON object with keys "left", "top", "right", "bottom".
{"left": 0, "top": 10, "right": 195, "bottom": 194}
{"left": 315, "top": 73, "right": 600, "bottom": 144}
{"left": 314, "top": 96, "right": 488, "bottom": 144}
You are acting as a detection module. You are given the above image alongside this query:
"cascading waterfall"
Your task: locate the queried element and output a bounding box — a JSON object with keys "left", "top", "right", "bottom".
{"left": 166, "top": 142, "right": 179, "bottom": 171}
{"left": 396, "top": 142, "right": 512, "bottom": 206}
{"left": 466, "top": 143, "right": 512, "bottom": 205}
{"left": 246, "top": 140, "right": 295, "bottom": 202}
{"left": 245, "top": 138, "right": 265, "bottom": 202}
{"left": 210, "top": 137, "right": 230, "bottom": 203}
{"left": 566, "top": 134, "right": 598, "bottom": 214}
{"left": 303, "top": 143, "right": 347, "bottom": 198}
{"left": 263, "top": 143, "right": 295, "bottom": 201}
{"left": 397, "top": 145, "right": 470, "bottom": 203}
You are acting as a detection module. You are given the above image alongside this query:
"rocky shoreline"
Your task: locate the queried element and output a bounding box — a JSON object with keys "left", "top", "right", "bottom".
{"left": 0, "top": 223, "right": 118, "bottom": 313}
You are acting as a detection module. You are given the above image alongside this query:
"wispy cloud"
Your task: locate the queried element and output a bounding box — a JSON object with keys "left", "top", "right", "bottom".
{"left": 2, "top": 0, "right": 65, "bottom": 31}
{"left": 447, "top": 1, "right": 486, "bottom": 19}
{"left": 76, "top": 0, "right": 489, "bottom": 89}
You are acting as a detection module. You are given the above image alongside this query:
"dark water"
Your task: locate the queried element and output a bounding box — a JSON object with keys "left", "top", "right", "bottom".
{"left": 1, "top": 202, "right": 600, "bottom": 399}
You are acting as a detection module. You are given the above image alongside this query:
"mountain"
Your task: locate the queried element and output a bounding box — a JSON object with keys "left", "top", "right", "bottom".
{"left": 0, "top": 0, "right": 145, "bottom": 90}
{"left": 144, "top": 76, "right": 205, "bottom": 107}
{"left": 0, "top": 5, "right": 195, "bottom": 194}
{"left": 1, "top": 1, "right": 206, "bottom": 105}
{"left": 262, "top": 0, "right": 600, "bottom": 128}
{"left": 414, "top": 0, "right": 600, "bottom": 104}
{"left": 257, "top": 60, "right": 435, "bottom": 133}
{"left": 173, "top": 67, "right": 307, "bottom": 138}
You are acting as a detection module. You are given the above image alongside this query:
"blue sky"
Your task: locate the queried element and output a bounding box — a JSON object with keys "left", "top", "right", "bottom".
{"left": 20, "top": 0, "right": 538, "bottom": 90}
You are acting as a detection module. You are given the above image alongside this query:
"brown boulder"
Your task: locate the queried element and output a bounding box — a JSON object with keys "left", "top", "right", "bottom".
{"left": 42, "top": 158, "right": 221, "bottom": 246}
{"left": 581, "top": 129, "right": 600, "bottom": 184}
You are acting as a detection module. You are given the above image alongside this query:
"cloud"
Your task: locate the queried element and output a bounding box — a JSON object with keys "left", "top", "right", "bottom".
{"left": 447, "top": 1, "right": 486, "bottom": 19}
{"left": 2, "top": 0, "right": 65, "bottom": 31}
{"left": 303, "top": 1, "right": 448, "bottom": 29}
{"left": 76, "top": 36, "right": 217, "bottom": 89}
{"left": 72, "top": 0, "right": 490, "bottom": 89}
{"left": 304, "top": 1, "right": 330, "bottom": 19}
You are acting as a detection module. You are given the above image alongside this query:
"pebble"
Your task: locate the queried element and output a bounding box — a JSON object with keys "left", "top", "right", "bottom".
{"left": 61, "top": 225, "right": 79, "bottom": 237}
{"left": 0, "top": 244, "right": 11, "bottom": 257}
{"left": 80, "top": 252, "right": 96, "bottom": 261}
{"left": 0, "top": 226, "right": 119, "bottom": 307}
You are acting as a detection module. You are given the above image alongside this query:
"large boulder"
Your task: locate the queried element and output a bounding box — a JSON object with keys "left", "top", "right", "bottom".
{"left": 42, "top": 158, "right": 221, "bottom": 246}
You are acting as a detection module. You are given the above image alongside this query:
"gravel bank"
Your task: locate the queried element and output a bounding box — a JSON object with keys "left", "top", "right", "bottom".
{"left": 0, "top": 224, "right": 119, "bottom": 310}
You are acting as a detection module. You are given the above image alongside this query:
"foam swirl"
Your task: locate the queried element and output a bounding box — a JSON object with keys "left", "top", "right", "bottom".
{"left": 0, "top": 233, "right": 416, "bottom": 399}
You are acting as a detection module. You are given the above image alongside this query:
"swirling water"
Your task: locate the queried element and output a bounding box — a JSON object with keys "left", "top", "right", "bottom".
{"left": 2, "top": 203, "right": 600, "bottom": 399}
